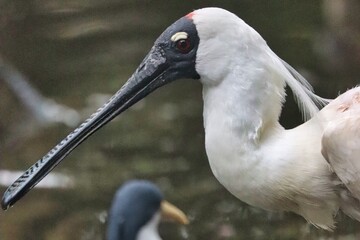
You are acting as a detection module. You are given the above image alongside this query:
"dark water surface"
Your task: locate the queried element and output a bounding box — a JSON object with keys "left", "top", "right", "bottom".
{"left": 1, "top": 1, "right": 360, "bottom": 239}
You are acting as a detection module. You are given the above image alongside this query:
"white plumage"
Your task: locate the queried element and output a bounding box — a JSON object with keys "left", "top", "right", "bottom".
{"left": 192, "top": 7, "right": 360, "bottom": 230}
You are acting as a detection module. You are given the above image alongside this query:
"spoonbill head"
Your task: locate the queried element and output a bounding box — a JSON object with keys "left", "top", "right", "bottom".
{"left": 107, "top": 180, "right": 188, "bottom": 240}
{"left": 3, "top": 7, "right": 360, "bottom": 230}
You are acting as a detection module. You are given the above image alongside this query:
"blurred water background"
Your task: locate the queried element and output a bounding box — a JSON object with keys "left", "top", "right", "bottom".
{"left": 1, "top": 0, "right": 360, "bottom": 239}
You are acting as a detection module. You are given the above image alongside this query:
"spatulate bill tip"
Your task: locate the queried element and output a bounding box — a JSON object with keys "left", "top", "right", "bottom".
{"left": 1, "top": 193, "right": 12, "bottom": 210}
{"left": 1, "top": 181, "right": 29, "bottom": 210}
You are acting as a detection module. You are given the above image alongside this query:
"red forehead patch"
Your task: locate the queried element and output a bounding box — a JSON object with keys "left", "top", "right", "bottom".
{"left": 185, "top": 11, "right": 195, "bottom": 19}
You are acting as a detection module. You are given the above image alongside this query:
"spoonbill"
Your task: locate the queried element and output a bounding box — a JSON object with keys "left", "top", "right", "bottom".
{"left": 107, "top": 180, "right": 188, "bottom": 240}
{"left": 2, "top": 7, "right": 360, "bottom": 230}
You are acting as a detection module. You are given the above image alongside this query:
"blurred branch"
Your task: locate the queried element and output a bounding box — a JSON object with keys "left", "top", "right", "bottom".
{"left": 0, "top": 55, "right": 80, "bottom": 127}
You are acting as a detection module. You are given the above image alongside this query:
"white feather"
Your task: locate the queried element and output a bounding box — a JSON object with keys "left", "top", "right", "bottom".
{"left": 279, "top": 59, "right": 331, "bottom": 120}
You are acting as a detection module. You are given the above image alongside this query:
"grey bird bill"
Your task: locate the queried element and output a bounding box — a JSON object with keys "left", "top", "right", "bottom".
{"left": 1, "top": 46, "right": 171, "bottom": 210}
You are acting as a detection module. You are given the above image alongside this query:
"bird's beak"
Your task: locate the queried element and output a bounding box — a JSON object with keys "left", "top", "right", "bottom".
{"left": 1, "top": 45, "right": 174, "bottom": 210}
{"left": 160, "top": 200, "right": 189, "bottom": 225}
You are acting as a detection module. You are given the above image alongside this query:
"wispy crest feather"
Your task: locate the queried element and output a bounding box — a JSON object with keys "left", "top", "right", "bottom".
{"left": 275, "top": 56, "right": 330, "bottom": 120}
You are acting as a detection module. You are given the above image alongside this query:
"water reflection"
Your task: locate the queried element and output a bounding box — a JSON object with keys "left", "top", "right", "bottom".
{"left": 1, "top": 1, "right": 360, "bottom": 239}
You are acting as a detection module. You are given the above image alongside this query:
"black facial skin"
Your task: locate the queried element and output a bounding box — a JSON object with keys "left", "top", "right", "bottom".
{"left": 1, "top": 16, "right": 200, "bottom": 210}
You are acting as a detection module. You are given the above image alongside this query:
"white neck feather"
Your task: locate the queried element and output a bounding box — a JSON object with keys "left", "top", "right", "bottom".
{"left": 201, "top": 47, "right": 290, "bottom": 205}
{"left": 202, "top": 48, "right": 286, "bottom": 145}
{"left": 136, "top": 212, "right": 161, "bottom": 240}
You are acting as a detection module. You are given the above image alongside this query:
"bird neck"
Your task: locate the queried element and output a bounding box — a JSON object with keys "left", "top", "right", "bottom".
{"left": 202, "top": 56, "right": 286, "bottom": 145}
{"left": 136, "top": 212, "right": 161, "bottom": 240}
{"left": 201, "top": 55, "right": 288, "bottom": 205}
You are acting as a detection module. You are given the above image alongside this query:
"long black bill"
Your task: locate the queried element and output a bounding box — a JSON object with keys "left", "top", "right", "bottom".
{"left": 1, "top": 46, "right": 170, "bottom": 210}
{"left": 2, "top": 14, "right": 200, "bottom": 209}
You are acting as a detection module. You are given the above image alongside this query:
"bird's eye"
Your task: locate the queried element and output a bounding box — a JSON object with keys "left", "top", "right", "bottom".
{"left": 176, "top": 39, "right": 191, "bottom": 53}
